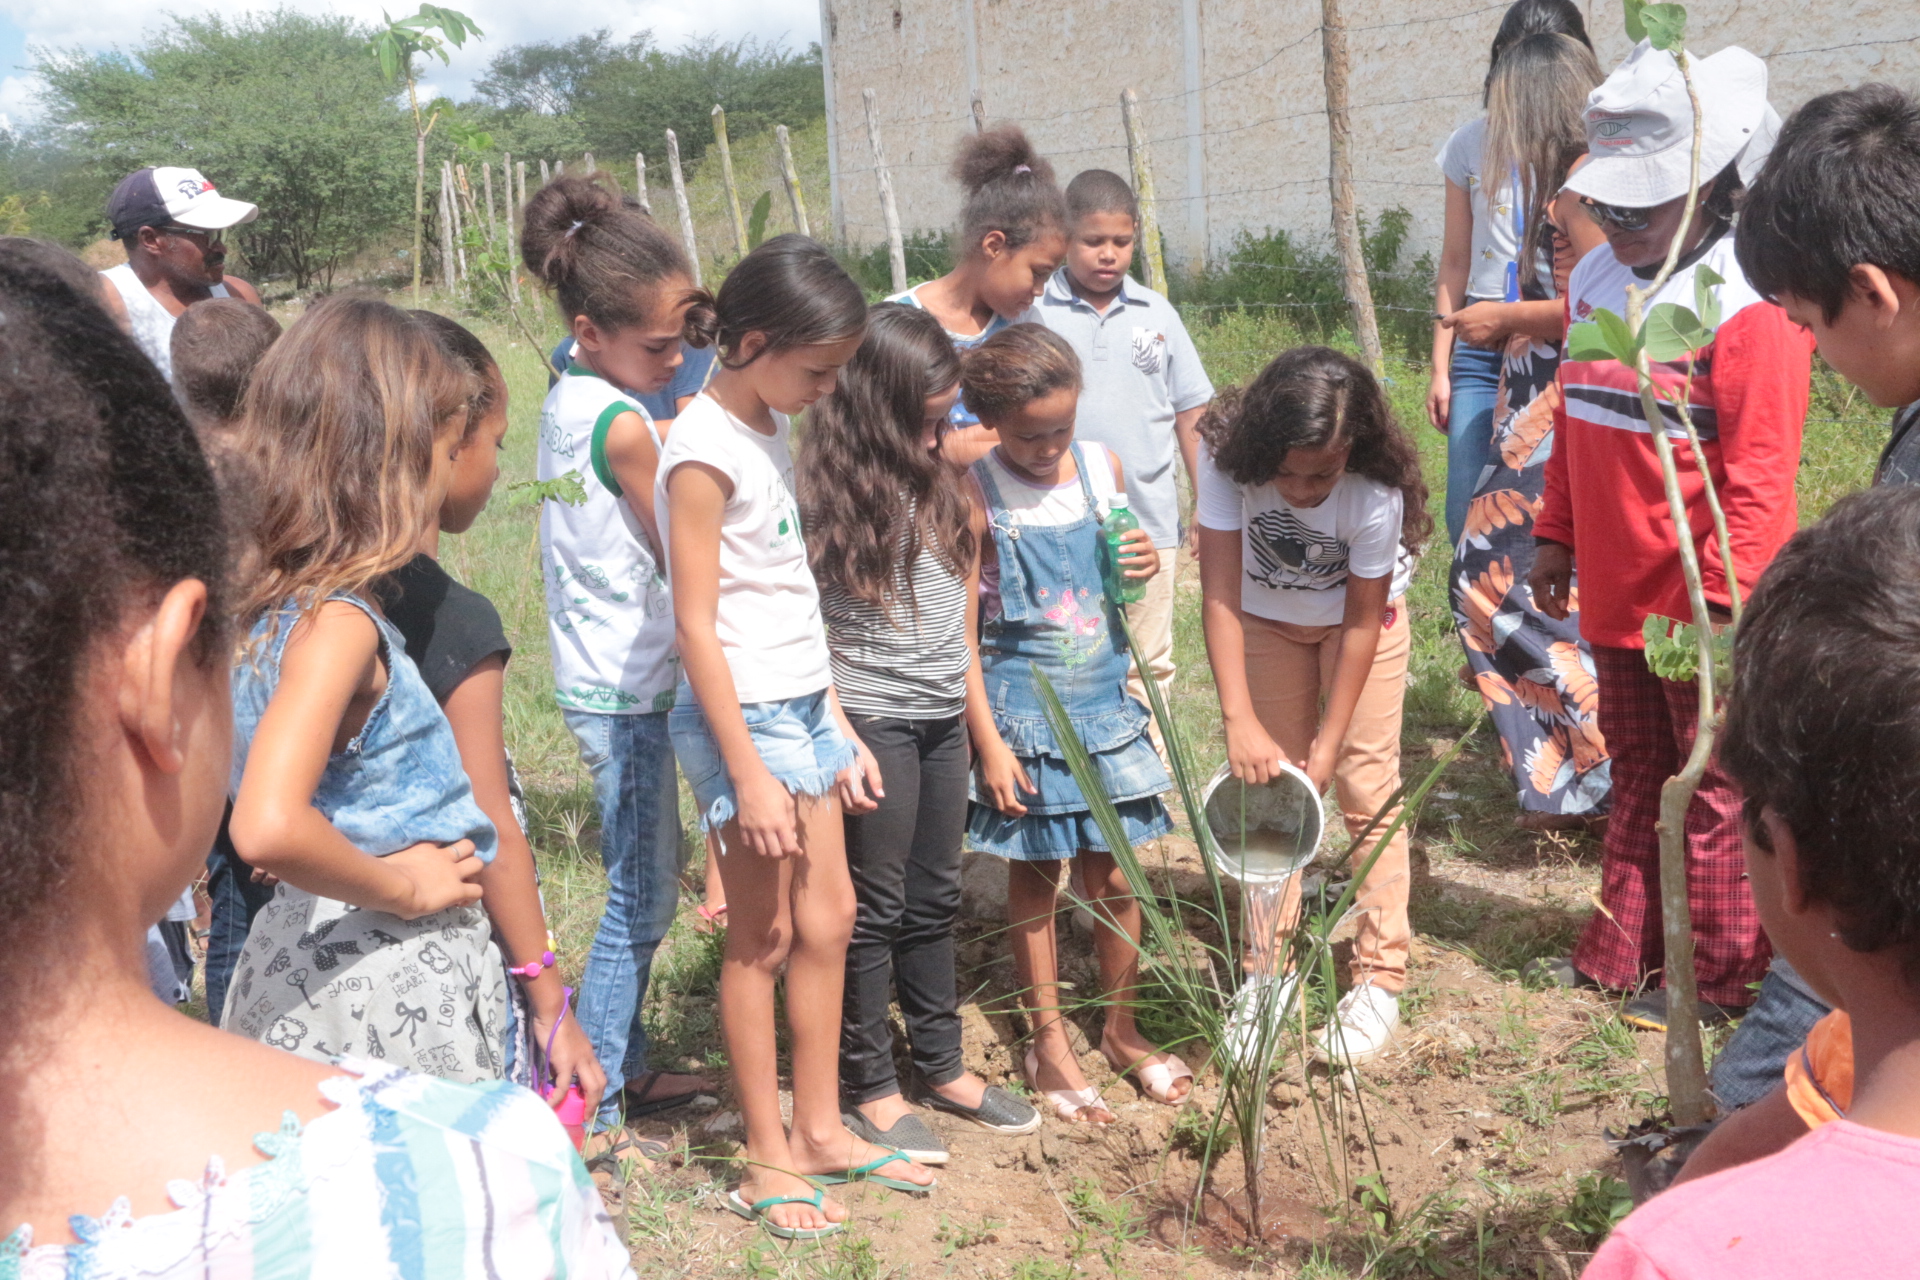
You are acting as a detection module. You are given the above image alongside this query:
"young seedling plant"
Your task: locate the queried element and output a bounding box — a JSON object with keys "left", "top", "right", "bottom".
{"left": 1562, "top": 0, "right": 1737, "bottom": 1127}
{"left": 1033, "top": 614, "right": 1477, "bottom": 1244}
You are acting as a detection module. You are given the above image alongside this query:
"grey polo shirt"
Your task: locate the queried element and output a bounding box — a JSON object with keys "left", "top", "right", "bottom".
{"left": 1031, "top": 269, "right": 1213, "bottom": 547}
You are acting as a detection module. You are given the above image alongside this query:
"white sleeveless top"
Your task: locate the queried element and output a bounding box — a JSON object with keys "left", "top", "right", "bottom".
{"left": 538, "top": 363, "right": 679, "bottom": 714}
{"left": 100, "top": 262, "right": 229, "bottom": 382}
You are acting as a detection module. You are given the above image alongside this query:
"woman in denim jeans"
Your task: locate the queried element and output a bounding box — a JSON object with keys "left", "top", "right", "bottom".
{"left": 522, "top": 177, "right": 717, "bottom": 1148}
{"left": 798, "top": 305, "right": 1043, "bottom": 1167}
{"left": 1429, "top": 0, "right": 1597, "bottom": 548}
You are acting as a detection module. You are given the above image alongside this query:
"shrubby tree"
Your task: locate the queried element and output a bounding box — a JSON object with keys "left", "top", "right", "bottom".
{"left": 36, "top": 10, "right": 413, "bottom": 289}
{"left": 473, "top": 31, "right": 824, "bottom": 169}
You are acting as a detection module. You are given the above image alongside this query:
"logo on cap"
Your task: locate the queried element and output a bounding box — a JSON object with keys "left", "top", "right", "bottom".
{"left": 176, "top": 176, "right": 214, "bottom": 199}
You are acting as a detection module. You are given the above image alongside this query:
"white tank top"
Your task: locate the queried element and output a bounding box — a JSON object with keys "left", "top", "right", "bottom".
{"left": 100, "top": 261, "right": 229, "bottom": 382}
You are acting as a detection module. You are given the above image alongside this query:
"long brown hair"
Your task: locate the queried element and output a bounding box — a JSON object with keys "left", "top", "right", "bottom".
{"left": 234, "top": 295, "right": 476, "bottom": 626}
{"left": 1482, "top": 32, "right": 1603, "bottom": 291}
{"left": 1199, "top": 346, "right": 1432, "bottom": 554}
{"left": 798, "top": 303, "right": 973, "bottom": 610}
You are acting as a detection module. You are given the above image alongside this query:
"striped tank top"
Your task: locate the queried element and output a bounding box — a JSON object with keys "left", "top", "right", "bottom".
{"left": 819, "top": 510, "right": 970, "bottom": 719}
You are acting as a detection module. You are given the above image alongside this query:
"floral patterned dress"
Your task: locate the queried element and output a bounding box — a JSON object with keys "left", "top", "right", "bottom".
{"left": 1451, "top": 227, "right": 1612, "bottom": 820}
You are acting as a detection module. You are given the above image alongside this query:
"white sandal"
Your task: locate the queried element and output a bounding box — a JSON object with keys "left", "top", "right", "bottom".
{"left": 1022, "top": 1046, "right": 1114, "bottom": 1125}
{"left": 1099, "top": 1032, "right": 1194, "bottom": 1105}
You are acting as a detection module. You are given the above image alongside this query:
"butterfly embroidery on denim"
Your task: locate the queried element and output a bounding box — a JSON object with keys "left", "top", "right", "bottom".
{"left": 1042, "top": 588, "right": 1106, "bottom": 667}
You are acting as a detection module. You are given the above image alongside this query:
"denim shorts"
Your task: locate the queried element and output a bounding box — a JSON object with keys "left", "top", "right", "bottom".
{"left": 668, "top": 685, "right": 858, "bottom": 831}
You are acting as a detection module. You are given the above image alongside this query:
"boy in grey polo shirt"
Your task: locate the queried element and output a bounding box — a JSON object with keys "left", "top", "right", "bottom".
{"left": 1033, "top": 170, "right": 1213, "bottom": 715}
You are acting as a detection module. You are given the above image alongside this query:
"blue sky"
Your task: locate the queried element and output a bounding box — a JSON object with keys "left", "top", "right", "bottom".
{"left": 0, "top": 0, "right": 821, "bottom": 128}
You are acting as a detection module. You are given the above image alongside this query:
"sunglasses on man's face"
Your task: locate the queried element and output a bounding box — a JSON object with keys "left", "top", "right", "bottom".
{"left": 161, "top": 224, "right": 224, "bottom": 246}
{"left": 1579, "top": 198, "right": 1653, "bottom": 233}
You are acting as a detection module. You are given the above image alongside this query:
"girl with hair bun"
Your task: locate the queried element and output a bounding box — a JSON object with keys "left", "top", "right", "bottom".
{"left": 659, "top": 236, "right": 940, "bottom": 1239}
{"left": 891, "top": 124, "right": 1068, "bottom": 464}
{"left": 520, "top": 172, "right": 718, "bottom": 1147}
{"left": 0, "top": 209, "right": 628, "bottom": 1280}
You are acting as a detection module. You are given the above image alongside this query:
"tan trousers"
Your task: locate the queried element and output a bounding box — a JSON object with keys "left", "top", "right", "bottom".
{"left": 1243, "top": 601, "right": 1412, "bottom": 993}
{"left": 1125, "top": 557, "right": 1178, "bottom": 747}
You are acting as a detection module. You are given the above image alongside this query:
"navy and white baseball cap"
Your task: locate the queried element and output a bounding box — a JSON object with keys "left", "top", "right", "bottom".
{"left": 107, "top": 167, "right": 258, "bottom": 241}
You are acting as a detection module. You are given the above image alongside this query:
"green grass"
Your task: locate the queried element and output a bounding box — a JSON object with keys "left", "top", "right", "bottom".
{"left": 423, "top": 289, "right": 1887, "bottom": 1071}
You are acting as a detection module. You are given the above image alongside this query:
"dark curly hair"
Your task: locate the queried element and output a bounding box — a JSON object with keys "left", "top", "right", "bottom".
{"left": 521, "top": 172, "right": 715, "bottom": 346}
{"left": 957, "top": 323, "right": 1082, "bottom": 424}
{"left": 0, "top": 242, "right": 227, "bottom": 990}
{"left": 1198, "top": 346, "right": 1432, "bottom": 554}
{"left": 797, "top": 303, "right": 974, "bottom": 612}
{"left": 1722, "top": 486, "right": 1920, "bottom": 983}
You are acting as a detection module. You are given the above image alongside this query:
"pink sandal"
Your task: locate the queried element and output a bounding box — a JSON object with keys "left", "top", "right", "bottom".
{"left": 694, "top": 903, "right": 728, "bottom": 934}
{"left": 1099, "top": 1032, "right": 1194, "bottom": 1105}
{"left": 1023, "top": 1046, "right": 1114, "bottom": 1126}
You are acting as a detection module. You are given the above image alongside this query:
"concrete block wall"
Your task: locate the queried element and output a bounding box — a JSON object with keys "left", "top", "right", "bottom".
{"left": 820, "top": 0, "right": 1920, "bottom": 270}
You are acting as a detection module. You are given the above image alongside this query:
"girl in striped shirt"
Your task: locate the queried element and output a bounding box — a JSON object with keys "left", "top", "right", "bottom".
{"left": 797, "top": 304, "right": 1042, "bottom": 1164}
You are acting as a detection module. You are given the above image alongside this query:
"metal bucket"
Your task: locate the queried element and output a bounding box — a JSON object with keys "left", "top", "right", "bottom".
{"left": 1199, "top": 761, "right": 1324, "bottom": 886}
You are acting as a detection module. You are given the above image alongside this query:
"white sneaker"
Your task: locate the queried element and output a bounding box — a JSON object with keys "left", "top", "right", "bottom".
{"left": 1222, "top": 972, "right": 1301, "bottom": 1071}
{"left": 1314, "top": 982, "right": 1402, "bottom": 1066}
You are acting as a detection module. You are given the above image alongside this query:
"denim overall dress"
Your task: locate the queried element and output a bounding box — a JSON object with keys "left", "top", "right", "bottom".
{"left": 966, "top": 444, "right": 1172, "bottom": 860}
{"left": 222, "top": 594, "right": 509, "bottom": 1083}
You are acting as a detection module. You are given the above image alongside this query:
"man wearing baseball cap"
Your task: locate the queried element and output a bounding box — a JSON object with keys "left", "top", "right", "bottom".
{"left": 1526, "top": 41, "right": 1814, "bottom": 1031}
{"left": 99, "top": 166, "right": 262, "bottom": 381}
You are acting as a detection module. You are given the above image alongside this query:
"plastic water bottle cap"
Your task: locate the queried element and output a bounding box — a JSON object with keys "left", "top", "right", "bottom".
{"left": 1110, "top": 492, "right": 1128, "bottom": 508}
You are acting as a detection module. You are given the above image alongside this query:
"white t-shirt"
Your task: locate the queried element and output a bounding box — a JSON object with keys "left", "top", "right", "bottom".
{"left": 655, "top": 394, "right": 832, "bottom": 703}
{"left": 976, "top": 442, "right": 1121, "bottom": 527}
{"left": 1195, "top": 442, "right": 1413, "bottom": 626}
{"left": 1435, "top": 117, "right": 1526, "bottom": 302}
{"left": 538, "top": 365, "right": 679, "bottom": 713}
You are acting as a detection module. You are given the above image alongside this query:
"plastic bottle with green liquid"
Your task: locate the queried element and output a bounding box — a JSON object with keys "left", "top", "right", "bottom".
{"left": 1102, "top": 492, "right": 1147, "bottom": 605}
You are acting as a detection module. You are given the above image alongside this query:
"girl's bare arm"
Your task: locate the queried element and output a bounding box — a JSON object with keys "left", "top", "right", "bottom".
{"left": 1429, "top": 180, "right": 1474, "bottom": 431}
{"left": 1309, "top": 572, "right": 1392, "bottom": 792}
{"left": 604, "top": 408, "right": 666, "bottom": 559}
{"left": 230, "top": 601, "right": 483, "bottom": 917}
{"left": 960, "top": 474, "right": 1032, "bottom": 814}
{"left": 443, "top": 655, "right": 607, "bottom": 1107}
{"left": 667, "top": 460, "right": 800, "bottom": 857}
{"left": 1199, "top": 525, "right": 1285, "bottom": 784}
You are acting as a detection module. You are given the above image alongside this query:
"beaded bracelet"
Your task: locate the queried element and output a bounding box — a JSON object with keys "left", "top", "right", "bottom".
{"left": 508, "top": 933, "right": 560, "bottom": 979}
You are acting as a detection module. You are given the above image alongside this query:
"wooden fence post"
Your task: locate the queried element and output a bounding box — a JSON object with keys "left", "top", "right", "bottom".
{"left": 775, "top": 124, "right": 811, "bottom": 238}
{"left": 555, "top": 160, "right": 565, "bottom": 177}
{"left": 1120, "top": 89, "right": 1168, "bottom": 295}
{"left": 584, "top": 151, "right": 595, "bottom": 175}
{"left": 971, "top": 90, "right": 987, "bottom": 133}
{"left": 712, "top": 105, "right": 750, "bottom": 255}
{"left": 438, "top": 168, "right": 456, "bottom": 289}
{"left": 482, "top": 161, "right": 497, "bottom": 249}
{"left": 516, "top": 161, "right": 528, "bottom": 214}
{"left": 666, "top": 128, "right": 702, "bottom": 288}
{"left": 539, "top": 158, "right": 551, "bottom": 187}
{"left": 451, "top": 163, "right": 472, "bottom": 281}
{"left": 862, "top": 89, "right": 908, "bottom": 294}
{"left": 1319, "top": 0, "right": 1383, "bottom": 373}
{"left": 635, "top": 152, "right": 652, "bottom": 215}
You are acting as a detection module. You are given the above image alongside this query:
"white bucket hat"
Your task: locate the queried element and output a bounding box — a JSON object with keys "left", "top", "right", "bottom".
{"left": 1563, "top": 40, "right": 1782, "bottom": 209}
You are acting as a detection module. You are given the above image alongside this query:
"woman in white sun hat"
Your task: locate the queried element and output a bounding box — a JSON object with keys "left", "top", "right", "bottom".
{"left": 1526, "top": 39, "right": 1814, "bottom": 1032}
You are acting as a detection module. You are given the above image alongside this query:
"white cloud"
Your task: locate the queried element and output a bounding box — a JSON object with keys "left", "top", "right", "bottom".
{"left": 2, "top": 0, "right": 820, "bottom": 102}
{"left": 0, "top": 71, "right": 38, "bottom": 129}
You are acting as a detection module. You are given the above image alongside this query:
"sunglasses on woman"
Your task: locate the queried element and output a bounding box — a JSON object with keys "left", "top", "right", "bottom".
{"left": 1579, "top": 198, "right": 1653, "bottom": 233}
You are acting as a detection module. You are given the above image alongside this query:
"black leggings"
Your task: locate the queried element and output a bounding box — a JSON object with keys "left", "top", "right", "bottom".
{"left": 839, "top": 714, "right": 971, "bottom": 1103}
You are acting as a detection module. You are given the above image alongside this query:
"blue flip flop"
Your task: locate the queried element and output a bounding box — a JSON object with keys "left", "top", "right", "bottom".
{"left": 810, "top": 1147, "right": 936, "bottom": 1195}
{"left": 725, "top": 1187, "right": 844, "bottom": 1240}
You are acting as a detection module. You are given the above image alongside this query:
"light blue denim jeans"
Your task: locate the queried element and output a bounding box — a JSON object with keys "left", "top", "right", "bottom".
{"left": 1444, "top": 339, "right": 1505, "bottom": 550}
{"left": 1709, "top": 958, "right": 1832, "bottom": 1112}
{"left": 563, "top": 708, "right": 686, "bottom": 1133}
